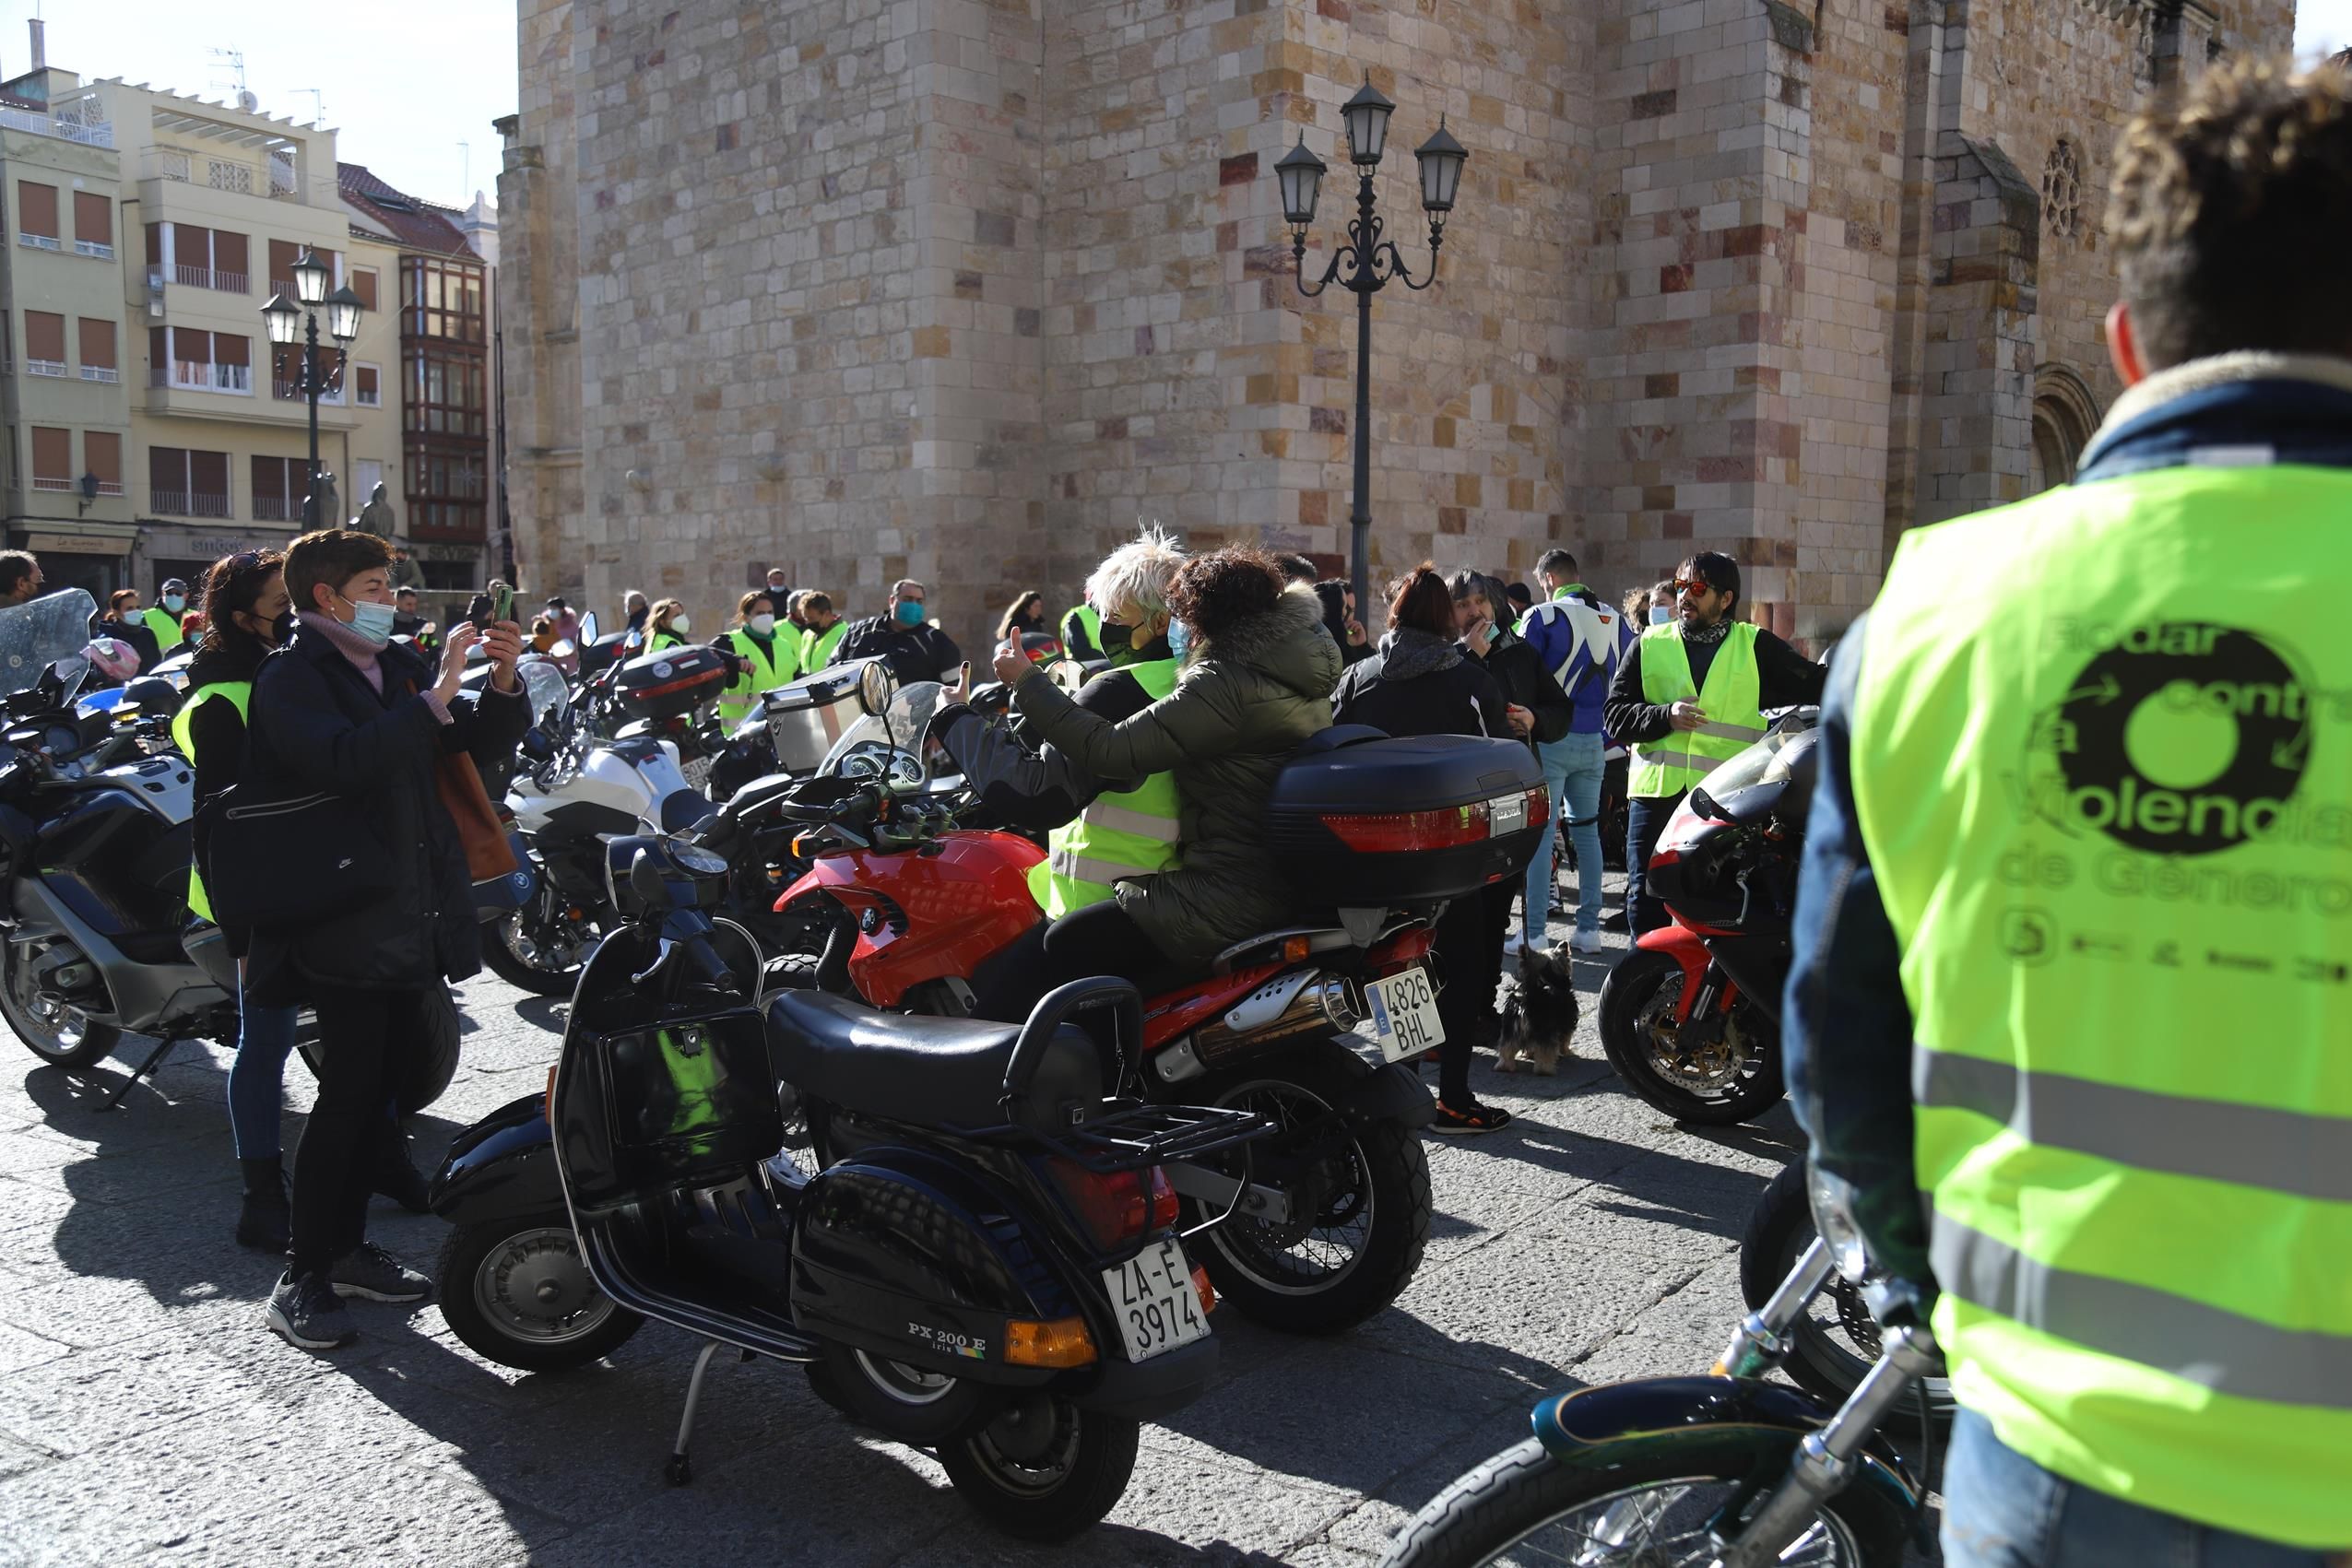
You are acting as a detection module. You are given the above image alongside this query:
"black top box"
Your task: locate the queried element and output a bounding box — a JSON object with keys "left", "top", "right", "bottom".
{"left": 616, "top": 643, "right": 729, "bottom": 722}
{"left": 1266, "top": 729, "right": 1548, "bottom": 908}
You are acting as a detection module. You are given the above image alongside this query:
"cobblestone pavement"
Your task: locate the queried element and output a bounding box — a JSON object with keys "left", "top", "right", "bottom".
{"left": 0, "top": 882, "right": 1841, "bottom": 1567}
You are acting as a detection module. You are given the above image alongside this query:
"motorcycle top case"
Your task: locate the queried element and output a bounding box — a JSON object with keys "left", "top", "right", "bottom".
{"left": 1265, "top": 729, "right": 1547, "bottom": 906}
{"left": 762, "top": 658, "right": 875, "bottom": 772}
{"left": 615, "top": 644, "right": 729, "bottom": 723}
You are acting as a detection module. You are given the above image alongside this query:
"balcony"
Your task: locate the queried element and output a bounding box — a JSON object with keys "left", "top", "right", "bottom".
{"left": 79, "top": 366, "right": 120, "bottom": 383}
{"left": 17, "top": 233, "right": 61, "bottom": 253}
{"left": 0, "top": 104, "right": 113, "bottom": 147}
{"left": 25, "top": 360, "right": 65, "bottom": 378}
{"left": 147, "top": 146, "right": 297, "bottom": 200}
{"left": 94, "top": 479, "right": 124, "bottom": 497}
{"left": 273, "top": 377, "right": 344, "bottom": 407}
{"left": 170, "top": 264, "right": 249, "bottom": 293}
{"left": 150, "top": 362, "right": 253, "bottom": 395}
{"left": 253, "top": 494, "right": 299, "bottom": 522}
{"left": 30, "top": 476, "right": 76, "bottom": 492}
{"left": 149, "top": 489, "right": 232, "bottom": 518}
{"left": 74, "top": 240, "right": 113, "bottom": 261}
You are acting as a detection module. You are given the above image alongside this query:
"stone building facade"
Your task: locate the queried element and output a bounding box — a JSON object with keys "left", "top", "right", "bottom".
{"left": 498, "top": 0, "right": 2297, "bottom": 647}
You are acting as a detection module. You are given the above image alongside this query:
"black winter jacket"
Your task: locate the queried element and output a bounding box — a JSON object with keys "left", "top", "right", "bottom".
{"left": 1462, "top": 626, "right": 1573, "bottom": 750}
{"left": 934, "top": 646, "right": 1170, "bottom": 833}
{"left": 837, "top": 615, "right": 963, "bottom": 687}
{"left": 1331, "top": 629, "right": 1516, "bottom": 743}
{"left": 241, "top": 628, "right": 528, "bottom": 1003}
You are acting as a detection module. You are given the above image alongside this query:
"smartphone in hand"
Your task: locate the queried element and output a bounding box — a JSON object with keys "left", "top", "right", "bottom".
{"left": 491, "top": 583, "right": 514, "bottom": 626}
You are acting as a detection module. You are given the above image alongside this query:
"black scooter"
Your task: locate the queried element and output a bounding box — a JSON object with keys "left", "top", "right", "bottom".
{"left": 431, "top": 832, "right": 1267, "bottom": 1540}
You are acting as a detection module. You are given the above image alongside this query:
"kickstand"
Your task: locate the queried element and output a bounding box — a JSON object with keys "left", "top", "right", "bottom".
{"left": 97, "top": 1036, "right": 185, "bottom": 1112}
{"left": 665, "top": 1338, "right": 726, "bottom": 1485}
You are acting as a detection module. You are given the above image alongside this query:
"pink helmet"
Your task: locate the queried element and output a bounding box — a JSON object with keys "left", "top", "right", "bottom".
{"left": 82, "top": 637, "right": 141, "bottom": 683}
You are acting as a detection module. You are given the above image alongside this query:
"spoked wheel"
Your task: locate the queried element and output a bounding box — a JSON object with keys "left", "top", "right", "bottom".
{"left": 0, "top": 939, "right": 122, "bottom": 1070}
{"left": 1597, "top": 947, "right": 1783, "bottom": 1125}
{"left": 435, "top": 1221, "right": 644, "bottom": 1373}
{"left": 1739, "top": 1161, "right": 1955, "bottom": 1435}
{"left": 1381, "top": 1432, "right": 1909, "bottom": 1568}
{"left": 482, "top": 885, "right": 596, "bottom": 998}
{"left": 1183, "top": 1037, "right": 1430, "bottom": 1335}
{"left": 938, "top": 1396, "right": 1140, "bottom": 1542}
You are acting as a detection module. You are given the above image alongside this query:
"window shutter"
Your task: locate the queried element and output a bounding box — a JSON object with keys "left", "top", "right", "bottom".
{"left": 268, "top": 239, "right": 300, "bottom": 296}
{"left": 146, "top": 222, "right": 163, "bottom": 268}
{"left": 72, "top": 192, "right": 110, "bottom": 247}
{"left": 351, "top": 268, "right": 378, "bottom": 312}
{"left": 18, "top": 182, "right": 57, "bottom": 238}
{"left": 171, "top": 223, "right": 209, "bottom": 270}
{"left": 190, "top": 449, "right": 230, "bottom": 496}
{"left": 175, "top": 327, "right": 212, "bottom": 365}
{"left": 77, "top": 318, "right": 115, "bottom": 369}
{"left": 85, "top": 431, "right": 121, "bottom": 487}
{"left": 213, "top": 333, "right": 250, "bottom": 368}
{"left": 213, "top": 230, "right": 248, "bottom": 286}
{"left": 30, "top": 427, "right": 69, "bottom": 482}
{"left": 149, "top": 326, "right": 167, "bottom": 369}
{"left": 23, "top": 312, "right": 65, "bottom": 363}
{"left": 356, "top": 363, "right": 379, "bottom": 400}
{"left": 149, "top": 445, "right": 186, "bottom": 491}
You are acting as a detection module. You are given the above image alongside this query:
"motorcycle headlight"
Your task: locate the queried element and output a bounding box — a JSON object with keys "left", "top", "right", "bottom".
{"left": 1806, "top": 1161, "right": 1873, "bottom": 1285}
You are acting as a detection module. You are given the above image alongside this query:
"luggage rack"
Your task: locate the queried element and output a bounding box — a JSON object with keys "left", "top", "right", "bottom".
{"left": 946, "top": 1099, "right": 1271, "bottom": 1174}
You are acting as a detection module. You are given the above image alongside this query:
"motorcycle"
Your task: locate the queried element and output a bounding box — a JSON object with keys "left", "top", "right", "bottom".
{"left": 1596, "top": 709, "right": 1816, "bottom": 1126}
{"left": 763, "top": 672, "right": 1549, "bottom": 1334}
{"left": 1380, "top": 1166, "right": 1937, "bottom": 1568}
{"left": 431, "top": 831, "right": 1268, "bottom": 1540}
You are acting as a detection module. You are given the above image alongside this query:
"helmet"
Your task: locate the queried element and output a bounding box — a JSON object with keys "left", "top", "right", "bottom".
{"left": 82, "top": 637, "right": 140, "bottom": 683}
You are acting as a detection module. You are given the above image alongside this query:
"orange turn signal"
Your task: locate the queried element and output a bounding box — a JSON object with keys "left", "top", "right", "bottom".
{"left": 1192, "top": 1265, "right": 1216, "bottom": 1316}
{"left": 1006, "top": 1315, "right": 1098, "bottom": 1369}
{"left": 1282, "top": 936, "right": 1311, "bottom": 963}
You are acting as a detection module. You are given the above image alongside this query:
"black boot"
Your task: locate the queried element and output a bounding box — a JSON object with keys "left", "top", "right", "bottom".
{"left": 372, "top": 1125, "right": 431, "bottom": 1215}
{"left": 236, "top": 1156, "right": 291, "bottom": 1253}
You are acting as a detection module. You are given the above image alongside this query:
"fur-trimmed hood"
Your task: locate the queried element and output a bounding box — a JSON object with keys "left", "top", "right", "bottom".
{"left": 1188, "top": 583, "right": 1341, "bottom": 701}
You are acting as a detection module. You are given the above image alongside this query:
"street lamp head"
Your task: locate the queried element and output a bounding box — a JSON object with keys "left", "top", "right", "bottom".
{"left": 1274, "top": 133, "right": 1328, "bottom": 229}
{"left": 1414, "top": 116, "right": 1468, "bottom": 214}
{"left": 325, "top": 285, "right": 363, "bottom": 344}
{"left": 291, "top": 249, "right": 331, "bottom": 306}
{"left": 261, "top": 291, "right": 301, "bottom": 346}
{"left": 1341, "top": 77, "right": 1394, "bottom": 166}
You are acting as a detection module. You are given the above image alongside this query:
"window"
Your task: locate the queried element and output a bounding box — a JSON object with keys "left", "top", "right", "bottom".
{"left": 30, "top": 427, "right": 71, "bottom": 490}
{"left": 71, "top": 191, "right": 111, "bottom": 258}
{"left": 406, "top": 348, "right": 486, "bottom": 437}
{"left": 350, "top": 267, "right": 378, "bottom": 312}
{"left": 353, "top": 457, "right": 384, "bottom": 505}
{"left": 171, "top": 225, "right": 249, "bottom": 292}
{"left": 400, "top": 255, "right": 486, "bottom": 344}
{"left": 354, "top": 362, "right": 381, "bottom": 407}
{"left": 148, "top": 446, "right": 232, "bottom": 517}
{"left": 267, "top": 239, "right": 338, "bottom": 301}
{"left": 24, "top": 312, "right": 65, "bottom": 376}
{"left": 85, "top": 430, "right": 122, "bottom": 495}
{"left": 406, "top": 444, "right": 488, "bottom": 539}
{"left": 77, "top": 319, "right": 116, "bottom": 383}
{"left": 213, "top": 231, "right": 249, "bottom": 293}
{"left": 145, "top": 221, "right": 161, "bottom": 270}
{"left": 17, "top": 182, "right": 58, "bottom": 249}
{"left": 148, "top": 326, "right": 253, "bottom": 395}
{"left": 251, "top": 454, "right": 307, "bottom": 522}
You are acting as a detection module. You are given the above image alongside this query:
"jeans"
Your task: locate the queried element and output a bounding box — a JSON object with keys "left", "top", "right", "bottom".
{"left": 1525, "top": 732, "right": 1607, "bottom": 944}
{"left": 290, "top": 985, "right": 428, "bottom": 1276}
{"left": 1625, "top": 789, "right": 1685, "bottom": 935}
{"left": 227, "top": 989, "right": 301, "bottom": 1161}
{"left": 1942, "top": 1409, "right": 2333, "bottom": 1568}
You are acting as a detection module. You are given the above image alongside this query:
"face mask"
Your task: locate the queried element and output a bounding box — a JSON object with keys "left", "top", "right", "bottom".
{"left": 895, "top": 600, "right": 928, "bottom": 628}
{"left": 337, "top": 593, "right": 399, "bottom": 647}
{"left": 1649, "top": 605, "right": 1674, "bottom": 626}
{"left": 671, "top": 615, "right": 691, "bottom": 635}
{"left": 1166, "top": 619, "right": 1191, "bottom": 660}
{"left": 747, "top": 614, "right": 776, "bottom": 636}
{"left": 162, "top": 595, "right": 185, "bottom": 615}
{"left": 268, "top": 609, "right": 298, "bottom": 646}
{"left": 1097, "top": 621, "right": 1134, "bottom": 651}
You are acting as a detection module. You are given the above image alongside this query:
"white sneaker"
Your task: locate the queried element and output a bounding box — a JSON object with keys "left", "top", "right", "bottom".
{"left": 1502, "top": 932, "right": 1530, "bottom": 958}
{"left": 1568, "top": 929, "right": 1606, "bottom": 956}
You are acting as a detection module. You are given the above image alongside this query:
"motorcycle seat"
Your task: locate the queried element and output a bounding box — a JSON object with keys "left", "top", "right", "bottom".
{"left": 766, "top": 989, "right": 1103, "bottom": 1133}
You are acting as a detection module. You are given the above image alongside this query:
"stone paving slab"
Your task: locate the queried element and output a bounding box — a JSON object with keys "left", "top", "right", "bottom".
{"left": 0, "top": 876, "right": 1909, "bottom": 1566}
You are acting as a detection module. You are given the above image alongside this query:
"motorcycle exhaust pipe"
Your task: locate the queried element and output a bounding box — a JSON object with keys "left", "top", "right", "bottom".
{"left": 1191, "top": 976, "right": 1363, "bottom": 1067}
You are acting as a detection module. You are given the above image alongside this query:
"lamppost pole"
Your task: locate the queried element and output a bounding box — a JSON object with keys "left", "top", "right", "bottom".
{"left": 1273, "top": 84, "right": 1467, "bottom": 624}
{"left": 262, "top": 251, "right": 364, "bottom": 531}
{"left": 302, "top": 306, "right": 324, "bottom": 526}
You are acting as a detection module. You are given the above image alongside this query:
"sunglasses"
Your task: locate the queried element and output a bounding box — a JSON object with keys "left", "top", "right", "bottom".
{"left": 1673, "top": 577, "right": 1720, "bottom": 595}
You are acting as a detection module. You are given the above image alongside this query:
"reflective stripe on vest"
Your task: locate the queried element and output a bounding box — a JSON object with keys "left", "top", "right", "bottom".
{"left": 172, "top": 680, "right": 253, "bottom": 925}
{"left": 1850, "top": 462, "right": 2352, "bottom": 1549}
{"left": 717, "top": 631, "right": 796, "bottom": 725}
{"left": 1627, "top": 622, "right": 1764, "bottom": 797}
{"left": 1031, "top": 658, "right": 1183, "bottom": 918}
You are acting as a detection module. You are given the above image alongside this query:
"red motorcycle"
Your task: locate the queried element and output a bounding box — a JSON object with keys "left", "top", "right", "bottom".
{"left": 751, "top": 709, "right": 1546, "bottom": 1334}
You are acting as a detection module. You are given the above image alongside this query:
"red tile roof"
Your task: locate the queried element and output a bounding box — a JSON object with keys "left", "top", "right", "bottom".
{"left": 337, "top": 162, "right": 480, "bottom": 261}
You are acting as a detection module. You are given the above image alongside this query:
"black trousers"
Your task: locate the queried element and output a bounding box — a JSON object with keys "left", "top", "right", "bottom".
{"left": 1432, "top": 887, "right": 1513, "bottom": 1109}
{"left": 290, "top": 984, "right": 428, "bottom": 1276}
{"left": 970, "top": 902, "right": 1180, "bottom": 1057}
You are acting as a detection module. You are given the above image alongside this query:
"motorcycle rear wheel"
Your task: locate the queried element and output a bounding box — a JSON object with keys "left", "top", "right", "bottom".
{"left": 0, "top": 940, "right": 123, "bottom": 1070}
{"left": 294, "top": 983, "right": 461, "bottom": 1116}
{"left": 483, "top": 895, "right": 592, "bottom": 998}
{"left": 938, "top": 1397, "right": 1139, "bottom": 1542}
{"left": 1380, "top": 1432, "right": 1907, "bottom": 1568}
{"left": 1182, "top": 1037, "right": 1431, "bottom": 1335}
{"left": 1597, "top": 947, "right": 1783, "bottom": 1126}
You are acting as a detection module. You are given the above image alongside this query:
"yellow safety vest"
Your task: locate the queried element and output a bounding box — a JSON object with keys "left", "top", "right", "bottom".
{"left": 1850, "top": 461, "right": 2352, "bottom": 1549}
{"left": 801, "top": 620, "right": 846, "bottom": 673}
{"left": 143, "top": 606, "right": 186, "bottom": 655}
{"left": 1627, "top": 621, "right": 1766, "bottom": 797}
{"left": 171, "top": 679, "right": 252, "bottom": 925}
{"left": 650, "top": 631, "right": 686, "bottom": 654}
{"left": 1024, "top": 659, "right": 1182, "bottom": 917}
{"left": 716, "top": 630, "right": 798, "bottom": 726}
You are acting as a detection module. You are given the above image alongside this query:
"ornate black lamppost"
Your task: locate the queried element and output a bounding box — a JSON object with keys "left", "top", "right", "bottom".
{"left": 1274, "top": 81, "right": 1467, "bottom": 619}
{"left": 261, "top": 251, "right": 365, "bottom": 526}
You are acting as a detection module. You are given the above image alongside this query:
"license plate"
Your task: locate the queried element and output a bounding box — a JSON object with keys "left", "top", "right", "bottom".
{"left": 680, "top": 754, "right": 713, "bottom": 791}
{"left": 1489, "top": 791, "right": 1528, "bottom": 835}
{"left": 1101, "top": 1237, "right": 1211, "bottom": 1362}
{"left": 1365, "top": 965, "right": 1446, "bottom": 1063}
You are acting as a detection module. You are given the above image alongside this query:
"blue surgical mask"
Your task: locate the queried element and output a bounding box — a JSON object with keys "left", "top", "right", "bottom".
{"left": 1649, "top": 604, "right": 1673, "bottom": 626}
{"left": 895, "top": 599, "right": 928, "bottom": 628}
{"left": 1166, "top": 619, "right": 1191, "bottom": 660}
{"left": 338, "top": 593, "right": 399, "bottom": 647}
{"left": 162, "top": 595, "right": 186, "bottom": 614}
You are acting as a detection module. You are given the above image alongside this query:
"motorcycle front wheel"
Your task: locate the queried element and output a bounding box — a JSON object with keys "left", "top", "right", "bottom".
{"left": 0, "top": 938, "right": 123, "bottom": 1070}
{"left": 1597, "top": 947, "right": 1783, "bottom": 1126}
{"left": 435, "top": 1220, "right": 644, "bottom": 1373}
{"left": 937, "top": 1397, "right": 1139, "bottom": 1542}
{"left": 1182, "top": 1037, "right": 1431, "bottom": 1335}
{"left": 1380, "top": 1431, "right": 1909, "bottom": 1568}
{"left": 482, "top": 887, "right": 595, "bottom": 998}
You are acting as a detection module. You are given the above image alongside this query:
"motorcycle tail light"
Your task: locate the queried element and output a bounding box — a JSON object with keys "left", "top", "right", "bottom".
{"left": 1318, "top": 784, "right": 1546, "bottom": 854}
{"left": 1150, "top": 1168, "right": 1179, "bottom": 1232}
{"left": 1047, "top": 1161, "right": 1151, "bottom": 1250}
{"left": 1006, "top": 1315, "right": 1098, "bottom": 1368}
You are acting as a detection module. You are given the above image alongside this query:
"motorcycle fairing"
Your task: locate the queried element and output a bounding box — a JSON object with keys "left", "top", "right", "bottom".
{"left": 1634, "top": 923, "right": 1741, "bottom": 1024}
{"left": 777, "top": 830, "right": 1046, "bottom": 1007}
{"left": 430, "top": 1092, "right": 565, "bottom": 1224}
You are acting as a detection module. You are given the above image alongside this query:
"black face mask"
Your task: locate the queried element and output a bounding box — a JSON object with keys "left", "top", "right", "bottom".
{"left": 1097, "top": 621, "right": 1134, "bottom": 651}
{"left": 271, "top": 609, "right": 300, "bottom": 645}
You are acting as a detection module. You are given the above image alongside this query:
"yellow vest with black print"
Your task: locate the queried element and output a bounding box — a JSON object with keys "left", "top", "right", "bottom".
{"left": 1024, "top": 659, "right": 1182, "bottom": 917}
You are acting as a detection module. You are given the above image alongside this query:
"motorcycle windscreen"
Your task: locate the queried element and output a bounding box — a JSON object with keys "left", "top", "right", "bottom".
{"left": 0, "top": 588, "right": 100, "bottom": 693}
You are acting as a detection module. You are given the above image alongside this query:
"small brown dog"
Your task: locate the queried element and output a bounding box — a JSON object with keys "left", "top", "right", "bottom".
{"left": 1495, "top": 947, "right": 1578, "bottom": 1076}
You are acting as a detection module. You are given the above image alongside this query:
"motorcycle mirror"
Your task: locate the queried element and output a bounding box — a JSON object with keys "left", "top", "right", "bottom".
{"left": 580, "top": 610, "right": 599, "bottom": 643}
{"left": 1689, "top": 787, "right": 1726, "bottom": 822}
{"left": 857, "top": 659, "right": 896, "bottom": 719}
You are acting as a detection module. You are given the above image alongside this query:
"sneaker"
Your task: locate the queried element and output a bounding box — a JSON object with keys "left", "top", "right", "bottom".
{"left": 1431, "top": 1102, "right": 1515, "bottom": 1136}
{"left": 329, "top": 1242, "right": 432, "bottom": 1303}
{"left": 1569, "top": 929, "right": 1606, "bottom": 956}
{"left": 266, "top": 1269, "right": 358, "bottom": 1350}
{"left": 1502, "top": 932, "right": 1530, "bottom": 959}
